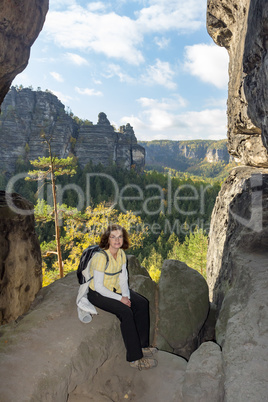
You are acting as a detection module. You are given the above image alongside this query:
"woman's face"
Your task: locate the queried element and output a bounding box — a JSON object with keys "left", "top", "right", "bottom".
{"left": 109, "top": 229, "right": 123, "bottom": 250}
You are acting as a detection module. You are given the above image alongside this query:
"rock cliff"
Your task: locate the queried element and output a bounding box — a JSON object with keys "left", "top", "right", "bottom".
{"left": 139, "top": 139, "right": 233, "bottom": 176}
{"left": 0, "top": 0, "right": 48, "bottom": 107}
{"left": 140, "top": 139, "right": 232, "bottom": 166}
{"left": 206, "top": 0, "right": 268, "bottom": 400}
{"left": 0, "top": 191, "right": 42, "bottom": 325}
{"left": 207, "top": 0, "right": 268, "bottom": 166}
{"left": 0, "top": 87, "right": 145, "bottom": 175}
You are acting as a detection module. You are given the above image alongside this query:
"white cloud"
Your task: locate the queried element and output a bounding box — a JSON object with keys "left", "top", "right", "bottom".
{"left": 136, "top": 0, "right": 204, "bottom": 33}
{"left": 184, "top": 43, "right": 229, "bottom": 89}
{"left": 154, "top": 36, "right": 170, "bottom": 49}
{"left": 75, "top": 87, "right": 103, "bottom": 96}
{"left": 93, "top": 78, "right": 102, "bottom": 85}
{"left": 43, "top": 0, "right": 204, "bottom": 65}
{"left": 49, "top": 0, "right": 76, "bottom": 11}
{"left": 104, "top": 64, "right": 134, "bottom": 83}
{"left": 44, "top": 6, "right": 144, "bottom": 65}
{"left": 121, "top": 96, "right": 227, "bottom": 141}
{"left": 141, "top": 59, "right": 177, "bottom": 89}
{"left": 50, "top": 71, "right": 64, "bottom": 82}
{"left": 65, "top": 52, "right": 89, "bottom": 66}
{"left": 86, "top": 2, "right": 107, "bottom": 12}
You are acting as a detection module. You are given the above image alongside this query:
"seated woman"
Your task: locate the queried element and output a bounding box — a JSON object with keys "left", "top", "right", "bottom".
{"left": 87, "top": 224, "right": 157, "bottom": 370}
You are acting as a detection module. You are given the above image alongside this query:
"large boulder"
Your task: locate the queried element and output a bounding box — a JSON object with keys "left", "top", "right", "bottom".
{"left": 0, "top": 270, "right": 189, "bottom": 402}
{"left": 215, "top": 251, "right": 268, "bottom": 401}
{"left": 156, "top": 259, "right": 210, "bottom": 359}
{"left": 207, "top": 0, "right": 268, "bottom": 166}
{"left": 0, "top": 191, "right": 42, "bottom": 324}
{"left": 182, "top": 341, "right": 224, "bottom": 402}
{"left": 0, "top": 272, "right": 124, "bottom": 402}
{"left": 0, "top": 0, "right": 48, "bottom": 107}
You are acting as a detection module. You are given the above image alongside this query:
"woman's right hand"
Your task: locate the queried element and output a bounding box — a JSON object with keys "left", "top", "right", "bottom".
{"left": 121, "top": 296, "right": 131, "bottom": 307}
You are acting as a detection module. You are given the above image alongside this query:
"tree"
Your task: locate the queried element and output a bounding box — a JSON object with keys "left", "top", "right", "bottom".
{"left": 26, "top": 133, "right": 77, "bottom": 278}
{"left": 168, "top": 227, "right": 208, "bottom": 278}
{"left": 141, "top": 246, "right": 163, "bottom": 283}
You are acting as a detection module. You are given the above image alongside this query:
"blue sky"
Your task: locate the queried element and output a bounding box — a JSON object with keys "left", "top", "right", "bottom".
{"left": 13, "top": 0, "right": 229, "bottom": 141}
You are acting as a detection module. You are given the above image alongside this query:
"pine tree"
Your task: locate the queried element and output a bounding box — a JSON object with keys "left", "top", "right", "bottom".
{"left": 26, "top": 132, "right": 77, "bottom": 278}
{"left": 167, "top": 227, "right": 208, "bottom": 278}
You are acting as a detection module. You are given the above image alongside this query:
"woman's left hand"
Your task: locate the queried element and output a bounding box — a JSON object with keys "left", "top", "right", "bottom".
{"left": 121, "top": 296, "right": 131, "bottom": 307}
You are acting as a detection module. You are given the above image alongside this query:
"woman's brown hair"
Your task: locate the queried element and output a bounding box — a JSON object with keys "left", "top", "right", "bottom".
{"left": 99, "top": 224, "right": 130, "bottom": 250}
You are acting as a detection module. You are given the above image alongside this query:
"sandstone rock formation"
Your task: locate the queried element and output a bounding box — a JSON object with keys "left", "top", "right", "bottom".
{"left": 157, "top": 259, "right": 209, "bottom": 359}
{"left": 0, "top": 191, "right": 42, "bottom": 325}
{"left": 0, "top": 87, "right": 145, "bottom": 175}
{"left": 76, "top": 111, "right": 145, "bottom": 171}
{"left": 0, "top": 257, "right": 209, "bottom": 401}
{"left": 206, "top": 0, "right": 268, "bottom": 400}
{"left": 140, "top": 139, "right": 233, "bottom": 172}
{"left": 207, "top": 0, "right": 268, "bottom": 167}
{"left": 207, "top": 167, "right": 268, "bottom": 304}
{"left": 182, "top": 341, "right": 223, "bottom": 402}
{"left": 0, "top": 0, "right": 48, "bottom": 107}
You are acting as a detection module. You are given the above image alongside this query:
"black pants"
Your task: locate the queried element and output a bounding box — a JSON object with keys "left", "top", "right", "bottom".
{"left": 87, "top": 288, "right": 150, "bottom": 362}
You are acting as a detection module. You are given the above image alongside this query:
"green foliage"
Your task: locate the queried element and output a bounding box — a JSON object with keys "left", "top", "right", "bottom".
{"left": 24, "top": 143, "right": 30, "bottom": 154}
{"left": 141, "top": 247, "right": 162, "bottom": 283}
{"left": 26, "top": 156, "right": 77, "bottom": 180}
{"left": 168, "top": 227, "right": 208, "bottom": 278}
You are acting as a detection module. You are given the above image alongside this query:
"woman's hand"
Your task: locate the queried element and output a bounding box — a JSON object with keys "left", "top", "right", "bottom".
{"left": 121, "top": 296, "right": 131, "bottom": 307}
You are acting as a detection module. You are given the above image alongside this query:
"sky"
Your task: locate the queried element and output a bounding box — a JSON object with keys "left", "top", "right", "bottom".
{"left": 13, "top": 0, "right": 229, "bottom": 142}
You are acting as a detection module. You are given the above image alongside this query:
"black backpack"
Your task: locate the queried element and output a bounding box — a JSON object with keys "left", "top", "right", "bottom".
{"left": 77, "top": 245, "right": 109, "bottom": 285}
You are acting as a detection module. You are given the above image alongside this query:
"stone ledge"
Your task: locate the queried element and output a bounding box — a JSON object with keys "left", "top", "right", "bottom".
{"left": 0, "top": 272, "right": 123, "bottom": 402}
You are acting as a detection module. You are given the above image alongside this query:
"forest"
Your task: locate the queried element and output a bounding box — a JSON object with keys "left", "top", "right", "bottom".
{"left": 1, "top": 155, "right": 223, "bottom": 285}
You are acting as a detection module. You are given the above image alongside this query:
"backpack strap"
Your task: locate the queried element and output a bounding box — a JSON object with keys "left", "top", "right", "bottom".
{"left": 104, "top": 269, "right": 122, "bottom": 276}
{"left": 100, "top": 250, "right": 122, "bottom": 276}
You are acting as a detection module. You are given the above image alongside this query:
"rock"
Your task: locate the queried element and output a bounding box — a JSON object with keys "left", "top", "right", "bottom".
{"left": 207, "top": 1, "right": 268, "bottom": 397}
{"left": 139, "top": 139, "right": 233, "bottom": 172}
{"left": 207, "top": 167, "right": 268, "bottom": 305}
{"left": 0, "top": 191, "right": 42, "bottom": 324}
{"left": 0, "top": 87, "right": 76, "bottom": 175}
{"left": 243, "top": 0, "right": 268, "bottom": 150}
{"left": 207, "top": 0, "right": 268, "bottom": 166}
{"left": 205, "top": 146, "right": 231, "bottom": 163}
{"left": 207, "top": 166, "right": 268, "bottom": 399}
{"left": 216, "top": 252, "right": 268, "bottom": 401}
{"left": 157, "top": 259, "right": 210, "bottom": 359}
{"left": 0, "top": 0, "right": 48, "bottom": 107}
{"left": 0, "top": 272, "right": 124, "bottom": 402}
{"left": 182, "top": 341, "right": 224, "bottom": 402}
{"left": 0, "top": 271, "right": 189, "bottom": 402}
{"left": 69, "top": 351, "right": 187, "bottom": 402}
{"left": 0, "top": 88, "right": 145, "bottom": 175}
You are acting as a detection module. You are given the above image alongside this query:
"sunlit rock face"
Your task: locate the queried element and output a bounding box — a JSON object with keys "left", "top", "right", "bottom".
{"left": 0, "top": 191, "right": 42, "bottom": 325}
{"left": 0, "top": 0, "right": 48, "bottom": 107}
{"left": 243, "top": 0, "right": 268, "bottom": 149}
{"left": 207, "top": 0, "right": 268, "bottom": 167}
{"left": 206, "top": 1, "right": 268, "bottom": 399}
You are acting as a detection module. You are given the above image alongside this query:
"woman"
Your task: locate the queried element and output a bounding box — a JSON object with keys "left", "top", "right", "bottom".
{"left": 87, "top": 224, "right": 158, "bottom": 370}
